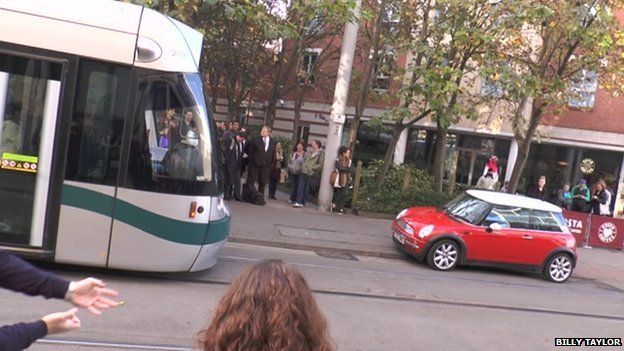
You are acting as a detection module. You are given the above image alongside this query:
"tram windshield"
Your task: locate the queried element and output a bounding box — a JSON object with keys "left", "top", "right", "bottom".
{"left": 127, "top": 72, "right": 219, "bottom": 196}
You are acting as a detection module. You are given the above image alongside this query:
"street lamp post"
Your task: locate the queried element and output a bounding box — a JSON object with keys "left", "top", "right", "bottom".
{"left": 318, "top": 0, "right": 362, "bottom": 212}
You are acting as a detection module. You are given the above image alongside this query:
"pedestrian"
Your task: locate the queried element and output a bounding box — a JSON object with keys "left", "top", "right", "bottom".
{"left": 246, "top": 126, "right": 276, "bottom": 202}
{"left": 294, "top": 140, "right": 324, "bottom": 208}
{"left": 331, "top": 146, "right": 354, "bottom": 214}
{"left": 527, "top": 175, "right": 549, "bottom": 201}
{"left": 268, "top": 142, "right": 284, "bottom": 200}
{"left": 483, "top": 155, "right": 499, "bottom": 181}
{"left": 0, "top": 249, "right": 119, "bottom": 350}
{"left": 590, "top": 180, "right": 611, "bottom": 216}
{"left": 571, "top": 179, "right": 591, "bottom": 212}
{"left": 223, "top": 130, "right": 246, "bottom": 201}
{"left": 222, "top": 121, "right": 240, "bottom": 142}
{"left": 500, "top": 181, "right": 510, "bottom": 193}
{"left": 197, "top": 259, "right": 334, "bottom": 351}
{"left": 287, "top": 140, "right": 306, "bottom": 204}
{"left": 476, "top": 170, "right": 497, "bottom": 190}
{"left": 239, "top": 127, "right": 250, "bottom": 176}
{"left": 216, "top": 121, "right": 226, "bottom": 140}
{"left": 556, "top": 183, "right": 572, "bottom": 210}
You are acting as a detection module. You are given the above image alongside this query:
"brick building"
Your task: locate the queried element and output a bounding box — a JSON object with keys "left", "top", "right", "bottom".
{"left": 211, "top": 11, "right": 624, "bottom": 219}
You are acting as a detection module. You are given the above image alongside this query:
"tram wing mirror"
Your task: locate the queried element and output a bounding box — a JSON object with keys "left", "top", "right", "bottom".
{"left": 486, "top": 223, "right": 503, "bottom": 233}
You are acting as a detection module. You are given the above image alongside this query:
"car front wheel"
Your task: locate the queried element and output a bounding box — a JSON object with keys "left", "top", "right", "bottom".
{"left": 427, "top": 240, "right": 460, "bottom": 271}
{"left": 544, "top": 253, "right": 573, "bottom": 283}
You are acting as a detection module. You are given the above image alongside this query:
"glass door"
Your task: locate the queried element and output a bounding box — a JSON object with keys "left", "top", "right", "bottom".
{"left": 0, "top": 53, "right": 62, "bottom": 247}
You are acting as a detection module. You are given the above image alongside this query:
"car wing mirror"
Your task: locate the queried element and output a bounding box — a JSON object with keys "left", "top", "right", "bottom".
{"left": 487, "top": 223, "right": 502, "bottom": 233}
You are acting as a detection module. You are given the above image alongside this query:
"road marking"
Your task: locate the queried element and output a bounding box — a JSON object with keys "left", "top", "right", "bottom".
{"left": 37, "top": 339, "right": 191, "bottom": 350}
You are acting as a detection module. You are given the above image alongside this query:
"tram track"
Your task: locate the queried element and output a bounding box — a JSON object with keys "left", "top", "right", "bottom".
{"left": 37, "top": 338, "right": 191, "bottom": 350}
{"left": 160, "top": 254, "right": 624, "bottom": 323}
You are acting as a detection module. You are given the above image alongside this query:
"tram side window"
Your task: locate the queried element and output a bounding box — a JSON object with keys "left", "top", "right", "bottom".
{"left": 65, "top": 60, "right": 129, "bottom": 185}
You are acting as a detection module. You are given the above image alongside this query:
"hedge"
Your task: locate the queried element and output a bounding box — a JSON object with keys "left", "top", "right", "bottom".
{"left": 355, "top": 160, "right": 457, "bottom": 214}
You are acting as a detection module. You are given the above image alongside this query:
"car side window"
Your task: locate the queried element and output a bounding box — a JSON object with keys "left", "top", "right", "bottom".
{"left": 486, "top": 206, "right": 531, "bottom": 230}
{"left": 531, "top": 210, "right": 564, "bottom": 232}
{"left": 483, "top": 209, "right": 511, "bottom": 228}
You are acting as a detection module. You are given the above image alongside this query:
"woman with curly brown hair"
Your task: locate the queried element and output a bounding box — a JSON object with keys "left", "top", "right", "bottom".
{"left": 198, "top": 259, "right": 334, "bottom": 351}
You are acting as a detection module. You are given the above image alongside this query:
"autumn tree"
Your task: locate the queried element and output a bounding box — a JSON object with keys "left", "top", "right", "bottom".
{"left": 373, "top": 0, "right": 509, "bottom": 190}
{"left": 495, "top": 0, "right": 624, "bottom": 193}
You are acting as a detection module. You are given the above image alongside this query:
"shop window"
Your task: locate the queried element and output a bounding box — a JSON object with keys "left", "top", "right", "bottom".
{"left": 568, "top": 69, "right": 597, "bottom": 109}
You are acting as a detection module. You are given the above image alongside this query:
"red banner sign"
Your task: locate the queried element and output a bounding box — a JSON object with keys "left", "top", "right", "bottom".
{"left": 562, "top": 210, "right": 590, "bottom": 246}
{"left": 587, "top": 215, "right": 624, "bottom": 249}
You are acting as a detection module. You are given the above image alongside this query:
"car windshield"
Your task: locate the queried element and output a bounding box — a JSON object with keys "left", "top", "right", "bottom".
{"left": 444, "top": 193, "right": 492, "bottom": 225}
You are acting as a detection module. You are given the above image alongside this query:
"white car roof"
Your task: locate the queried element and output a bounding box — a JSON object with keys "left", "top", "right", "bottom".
{"left": 467, "top": 190, "right": 563, "bottom": 213}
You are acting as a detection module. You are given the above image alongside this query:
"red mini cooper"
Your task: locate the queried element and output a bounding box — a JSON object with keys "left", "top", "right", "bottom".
{"left": 392, "top": 190, "right": 577, "bottom": 282}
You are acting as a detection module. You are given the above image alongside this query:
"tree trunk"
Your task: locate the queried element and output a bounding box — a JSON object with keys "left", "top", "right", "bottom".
{"left": 433, "top": 123, "right": 448, "bottom": 192}
{"left": 348, "top": 0, "right": 387, "bottom": 154}
{"left": 448, "top": 148, "right": 459, "bottom": 194}
{"left": 292, "top": 86, "right": 304, "bottom": 145}
{"left": 265, "top": 49, "right": 285, "bottom": 128}
{"left": 374, "top": 122, "right": 405, "bottom": 190}
{"left": 508, "top": 102, "right": 543, "bottom": 193}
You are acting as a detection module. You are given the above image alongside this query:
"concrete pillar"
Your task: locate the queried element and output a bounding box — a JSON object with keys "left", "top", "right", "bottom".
{"left": 505, "top": 139, "right": 518, "bottom": 182}
{"left": 393, "top": 128, "right": 408, "bottom": 165}
{"left": 613, "top": 154, "right": 624, "bottom": 218}
{"left": 318, "top": 0, "right": 362, "bottom": 212}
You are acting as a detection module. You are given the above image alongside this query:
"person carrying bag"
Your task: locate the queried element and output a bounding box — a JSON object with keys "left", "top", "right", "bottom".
{"left": 332, "top": 146, "right": 354, "bottom": 214}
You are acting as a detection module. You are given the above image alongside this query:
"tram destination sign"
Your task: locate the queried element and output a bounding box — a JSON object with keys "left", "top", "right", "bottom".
{"left": 1, "top": 153, "right": 38, "bottom": 173}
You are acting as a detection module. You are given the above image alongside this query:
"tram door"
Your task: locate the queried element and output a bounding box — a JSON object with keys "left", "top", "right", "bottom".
{"left": 55, "top": 60, "right": 130, "bottom": 266}
{"left": 0, "top": 53, "right": 62, "bottom": 252}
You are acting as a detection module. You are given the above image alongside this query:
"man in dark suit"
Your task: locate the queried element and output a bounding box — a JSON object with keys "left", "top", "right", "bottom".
{"left": 224, "top": 131, "right": 246, "bottom": 201}
{"left": 246, "top": 126, "right": 276, "bottom": 200}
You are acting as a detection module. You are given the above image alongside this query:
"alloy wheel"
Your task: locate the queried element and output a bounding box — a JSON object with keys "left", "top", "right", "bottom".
{"left": 547, "top": 255, "right": 572, "bottom": 282}
{"left": 432, "top": 242, "right": 458, "bottom": 270}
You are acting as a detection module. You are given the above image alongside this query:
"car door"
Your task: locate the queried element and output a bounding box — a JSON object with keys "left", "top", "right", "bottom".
{"left": 471, "top": 205, "right": 535, "bottom": 264}
{"left": 522, "top": 210, "right": 568, "bottom": 265}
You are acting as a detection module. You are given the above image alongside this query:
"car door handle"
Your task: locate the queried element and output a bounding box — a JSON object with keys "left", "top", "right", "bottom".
{"left": 521, "top": 235, "right": 533, "bottom": 240}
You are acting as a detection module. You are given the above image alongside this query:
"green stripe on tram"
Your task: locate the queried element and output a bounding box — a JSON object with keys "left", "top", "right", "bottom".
{"left": 61, "top": 184, "right": 230, "bottom": 246}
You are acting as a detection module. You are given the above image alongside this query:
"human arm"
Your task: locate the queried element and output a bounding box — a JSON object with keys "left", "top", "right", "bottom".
{"left": 0, "top": 250, "right": 118, "bottom": 314}
{"left": 0, "top": 309, "right": 80, "bottom": 351}
{"left": 0, "top": 249, "right": 69, "bottom": 299}
{"left": 596, "top": 191, "right": 609, "bottom": 205}
{"left": 313, "top": 152, "right": 325, "bottom": 174}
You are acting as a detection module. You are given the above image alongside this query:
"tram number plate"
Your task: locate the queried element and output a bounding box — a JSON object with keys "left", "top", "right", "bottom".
{"left": 393, "top": 231, "right": 405, "bottom": 244}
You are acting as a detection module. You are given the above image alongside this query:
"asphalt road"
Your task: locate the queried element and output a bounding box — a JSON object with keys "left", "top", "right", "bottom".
{"left": 3, "top": 242, "right": 623, "bottom": 351}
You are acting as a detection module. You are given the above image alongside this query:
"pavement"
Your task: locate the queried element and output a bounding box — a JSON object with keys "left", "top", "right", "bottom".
{"left": 226, "top": 189, "right": 624, "bottom": 291}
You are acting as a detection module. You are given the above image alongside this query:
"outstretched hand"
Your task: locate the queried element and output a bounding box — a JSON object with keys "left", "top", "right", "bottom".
{"left": 42, "top": 308, "right": 81, "bottom": 334}
{"left": 68, "top": 277, "right": 119, "bottom": 315}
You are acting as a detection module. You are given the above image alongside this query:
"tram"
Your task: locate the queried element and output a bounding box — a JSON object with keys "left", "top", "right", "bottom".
{"left": 0, "top": 0, "right": 230, "bottom": 271}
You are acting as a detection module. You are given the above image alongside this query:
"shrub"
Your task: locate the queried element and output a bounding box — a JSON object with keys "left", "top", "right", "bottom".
{"left": 355, "top": 160, "right": 457, "bottom": 214}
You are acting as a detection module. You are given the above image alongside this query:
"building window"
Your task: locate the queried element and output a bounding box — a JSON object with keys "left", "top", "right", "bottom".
{"left": 300, "top": 49, "right": 320, "bottom": 85}
{"left": 373, "top": 48, "right": 396, "bottom": 91}
{"left": 480, "top": 76, "right": 503, "bottom": 97}
{"left": 568, "top": 69, "right": 597, "bottom": 109}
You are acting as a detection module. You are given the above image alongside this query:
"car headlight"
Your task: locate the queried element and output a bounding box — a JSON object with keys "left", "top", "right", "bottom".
{"left": 396, "top": 219, "right": 414, "bottom": 235}
{"left": 396, "top": 209, "right": 408, "bottom": 219}
{"left": 418, "top": 225, "right": 434, "bottom": 239}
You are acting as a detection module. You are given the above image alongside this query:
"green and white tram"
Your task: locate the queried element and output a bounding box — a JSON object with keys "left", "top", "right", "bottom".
{"left": 0, "top": 0, "right": 230, "bottom": 271}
